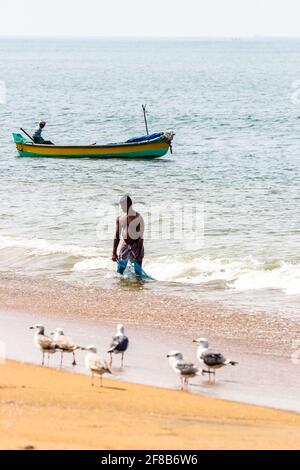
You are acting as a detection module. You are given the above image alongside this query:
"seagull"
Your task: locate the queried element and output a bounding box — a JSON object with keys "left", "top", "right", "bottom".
{"left": 29, "top": 324, "right": 58, "bottom": 366}
{"left": 51, "top": 328, "right": 81, "bottom": 367}
{"left": 192, "top": 338, "right": 238, "bottom": 381}
{"left": 107, "top": 324, "right": 129, "bottom": 367}
{"left": 167, "top": 351, "right": 200, "bottom": 390}
{"left": 84, "top": 346, "right": 112, "bottom": 387}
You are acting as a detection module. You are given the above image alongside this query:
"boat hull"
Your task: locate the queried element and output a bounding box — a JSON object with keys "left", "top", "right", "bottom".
{"left": 14, "top": 138, "right": 171, "bottom": 159}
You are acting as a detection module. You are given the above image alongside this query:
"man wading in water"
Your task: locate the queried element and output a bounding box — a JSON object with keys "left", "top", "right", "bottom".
{"left": 112, "top": 196, "right": 145, "bottom": 276}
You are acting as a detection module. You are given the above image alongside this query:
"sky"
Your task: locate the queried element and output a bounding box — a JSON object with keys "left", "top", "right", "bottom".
{"left": 1, "top": 0, "right": 300, "bottom": 38}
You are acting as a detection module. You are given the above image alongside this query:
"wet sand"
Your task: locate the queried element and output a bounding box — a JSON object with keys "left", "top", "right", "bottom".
{"left": 1, "top": 360, "right": 300, "bottom": 450}
{"left": 0, "top": 274, "right": 300, "bottom": 412}
{"left": 0, "top": 273, "right": 299, "bottom": 356}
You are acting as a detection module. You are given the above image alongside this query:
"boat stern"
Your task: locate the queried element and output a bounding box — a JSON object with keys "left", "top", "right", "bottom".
{"left": 12, "top": 133, "right": 29, "bottom": 157}
{"left": 12, "top": 133, "right": 28, "bottom": 144}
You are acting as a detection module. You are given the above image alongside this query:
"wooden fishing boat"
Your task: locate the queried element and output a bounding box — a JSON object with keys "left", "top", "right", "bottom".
{"left": 12, "top": 131, "right": 175, "bottom": 159}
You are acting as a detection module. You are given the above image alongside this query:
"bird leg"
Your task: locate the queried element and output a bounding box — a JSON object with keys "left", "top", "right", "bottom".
{"left": 60, "top": 351, "right": 63, "bottom": 368}
{"left": 208, "top": 369, "right": 216, "bottom": 383}
{"left": 100, "top": 376, "right": 103, "bottom": 388}
{"left": 47, "top": 354, "right": 50, "bottom": 366}
{"left": 42, "top": 352, "right": 45, "bottom": 367}
{"left": 201, "top": 369, "right": 213, "bottom": 382}
{"left": 72, "top": 352, "right": 77, "bottom": 367}
{"left": 91, "top": 372, "right": 94, "bottom": 387}
{"left": 121, "top": 353, "right": 124, "bottom": 367}
{"left": 109, "top": 353, "right": 113, "bottom": 367}
{"left": 180, "top": 377, "right": 184, "bottom": 391}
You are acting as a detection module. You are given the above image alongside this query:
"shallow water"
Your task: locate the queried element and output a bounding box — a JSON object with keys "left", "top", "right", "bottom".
{"left": 1, "top": 38, "right": 300, "bottom": 413}
{"left": 0, "top": 38, "right": 300, "bottom": 316}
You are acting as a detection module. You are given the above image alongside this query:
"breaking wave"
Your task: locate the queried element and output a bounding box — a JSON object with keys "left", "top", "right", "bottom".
{"left": 1, "top": 235, "right": 299, "bottom": 296}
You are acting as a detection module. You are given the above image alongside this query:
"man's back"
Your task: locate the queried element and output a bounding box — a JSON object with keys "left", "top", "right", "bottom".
{"left": 33, "top": 126, "right": 43, "bottom": 143}
{"left": 119, "top": 211, "right": 143, "bottom": 244}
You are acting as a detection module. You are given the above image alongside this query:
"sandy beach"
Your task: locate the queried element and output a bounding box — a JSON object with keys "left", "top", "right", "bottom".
{"left": 1, "top": 273, "right": 300, "bottom": 413}
{"left": 1, "top": 360, "right": 300, "bottom": 450}
{"left": 1, "top": 275, "right": 300, "bottom": 450}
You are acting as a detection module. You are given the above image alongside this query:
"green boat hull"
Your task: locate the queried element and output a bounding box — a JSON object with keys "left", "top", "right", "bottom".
{"left": 16, "top": 148, "right": 168, "bottom": 159}
{"left": 12, "top": 133, "right": 173, "bottom": 159}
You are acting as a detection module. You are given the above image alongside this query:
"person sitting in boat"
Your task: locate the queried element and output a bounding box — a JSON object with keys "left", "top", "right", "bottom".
{"left": 32, "top": 121, "right": 54, "bottom": 145}
{"left": 112, "top": 195, "right": 145, "bottom": 276}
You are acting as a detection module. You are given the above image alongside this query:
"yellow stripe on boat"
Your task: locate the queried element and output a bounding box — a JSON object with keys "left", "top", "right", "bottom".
{"left": 17, "top": 142, "right": 168, "bottom": 156}
{"left": 12, "top": 133, "right": 174, "bottom": 159}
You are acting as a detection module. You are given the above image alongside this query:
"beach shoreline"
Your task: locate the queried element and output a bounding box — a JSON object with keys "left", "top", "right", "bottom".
{"left": 1, "top": 360, "right": 300, "bottom": 450}
{"left": 1, "top": 273, "right": 300, "bottom": 413}
{"left": 1, "top": 272, "right": 299, "bottom": 357}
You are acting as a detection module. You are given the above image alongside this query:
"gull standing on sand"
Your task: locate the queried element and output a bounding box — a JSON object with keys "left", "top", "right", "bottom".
{"left": 108, "top": 324, "right": 129, "bottom": 367}
{"left": 51, "top": 328, "right": 81, "bottom": 367}
{"left": 192, "top": 338, "right": 238, "bottom": 381}
{"left": 29, "top": 324, "right": 58, "bottom": 366}
{"left": 167, "top": 351, "right": 200, "bottom": 391}
{"left": 84, "top": 346, "right": 112, "bottom": 387}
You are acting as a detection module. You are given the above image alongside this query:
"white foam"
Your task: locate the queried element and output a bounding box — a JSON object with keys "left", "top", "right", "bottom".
{"left": 73, "top": 257, "right": 112, "bottom": 272}
{"left": 1, "top": 235, "right": 299, "bottom": 296}
{"left": 147, "top": 256, "right": 300, "bottom": 296}
{"left": 231, "top": 261, "right": 300, "bottom": 295}
{"left": 0, "top": 235, "right": 102, "bottom": 258}
{"left": 147, "top": 255, "right": 260, "bottom": 283}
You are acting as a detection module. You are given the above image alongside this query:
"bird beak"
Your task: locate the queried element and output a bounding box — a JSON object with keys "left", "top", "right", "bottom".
{"left": 29, "top": 326, "right": 34, "bottom": 330}
{"left": 192, "top": 339, "right": 197, "bottom": 343}
{"left": 166, "top": 355, "right": 170, "bottom": 358}
{"left": 50, "top": 332, "right": 54, "bottom": 336}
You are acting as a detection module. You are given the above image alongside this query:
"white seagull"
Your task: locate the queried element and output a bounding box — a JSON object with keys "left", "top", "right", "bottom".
{"left": 107, "top": 324, "right": 129, "bottom": 367}
{"left": 84, "top": 346, "right": 112, "bottom": 387}
{"left": 193, "top": 338, "right": 238, "bottom": 381}
{"left": 167, "top": 351, "right": 200, "bottom": 390}
{"left": 51, "top": 328, "right": 81, "bottom": 367}
{"left": 29, "top": 324, "right": 58, "bottom": 366}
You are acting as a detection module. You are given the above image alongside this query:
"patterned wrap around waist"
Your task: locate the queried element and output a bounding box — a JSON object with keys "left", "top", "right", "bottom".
{"left": 119, "top": 241, "right": 144, "bottom": 260}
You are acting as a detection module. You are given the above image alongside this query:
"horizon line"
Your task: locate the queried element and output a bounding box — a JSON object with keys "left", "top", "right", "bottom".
{"left": 1, "top": 34, "right": 300, "bottom": 40}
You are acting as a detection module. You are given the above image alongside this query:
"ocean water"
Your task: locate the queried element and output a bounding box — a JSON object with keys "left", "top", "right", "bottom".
{"left": 0, "top": 38, "right": 300, "bottom": 316}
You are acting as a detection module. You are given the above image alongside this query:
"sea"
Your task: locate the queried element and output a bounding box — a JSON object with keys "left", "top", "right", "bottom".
{"left": 0, "top": 37, "right": 300, "bottom": 317}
